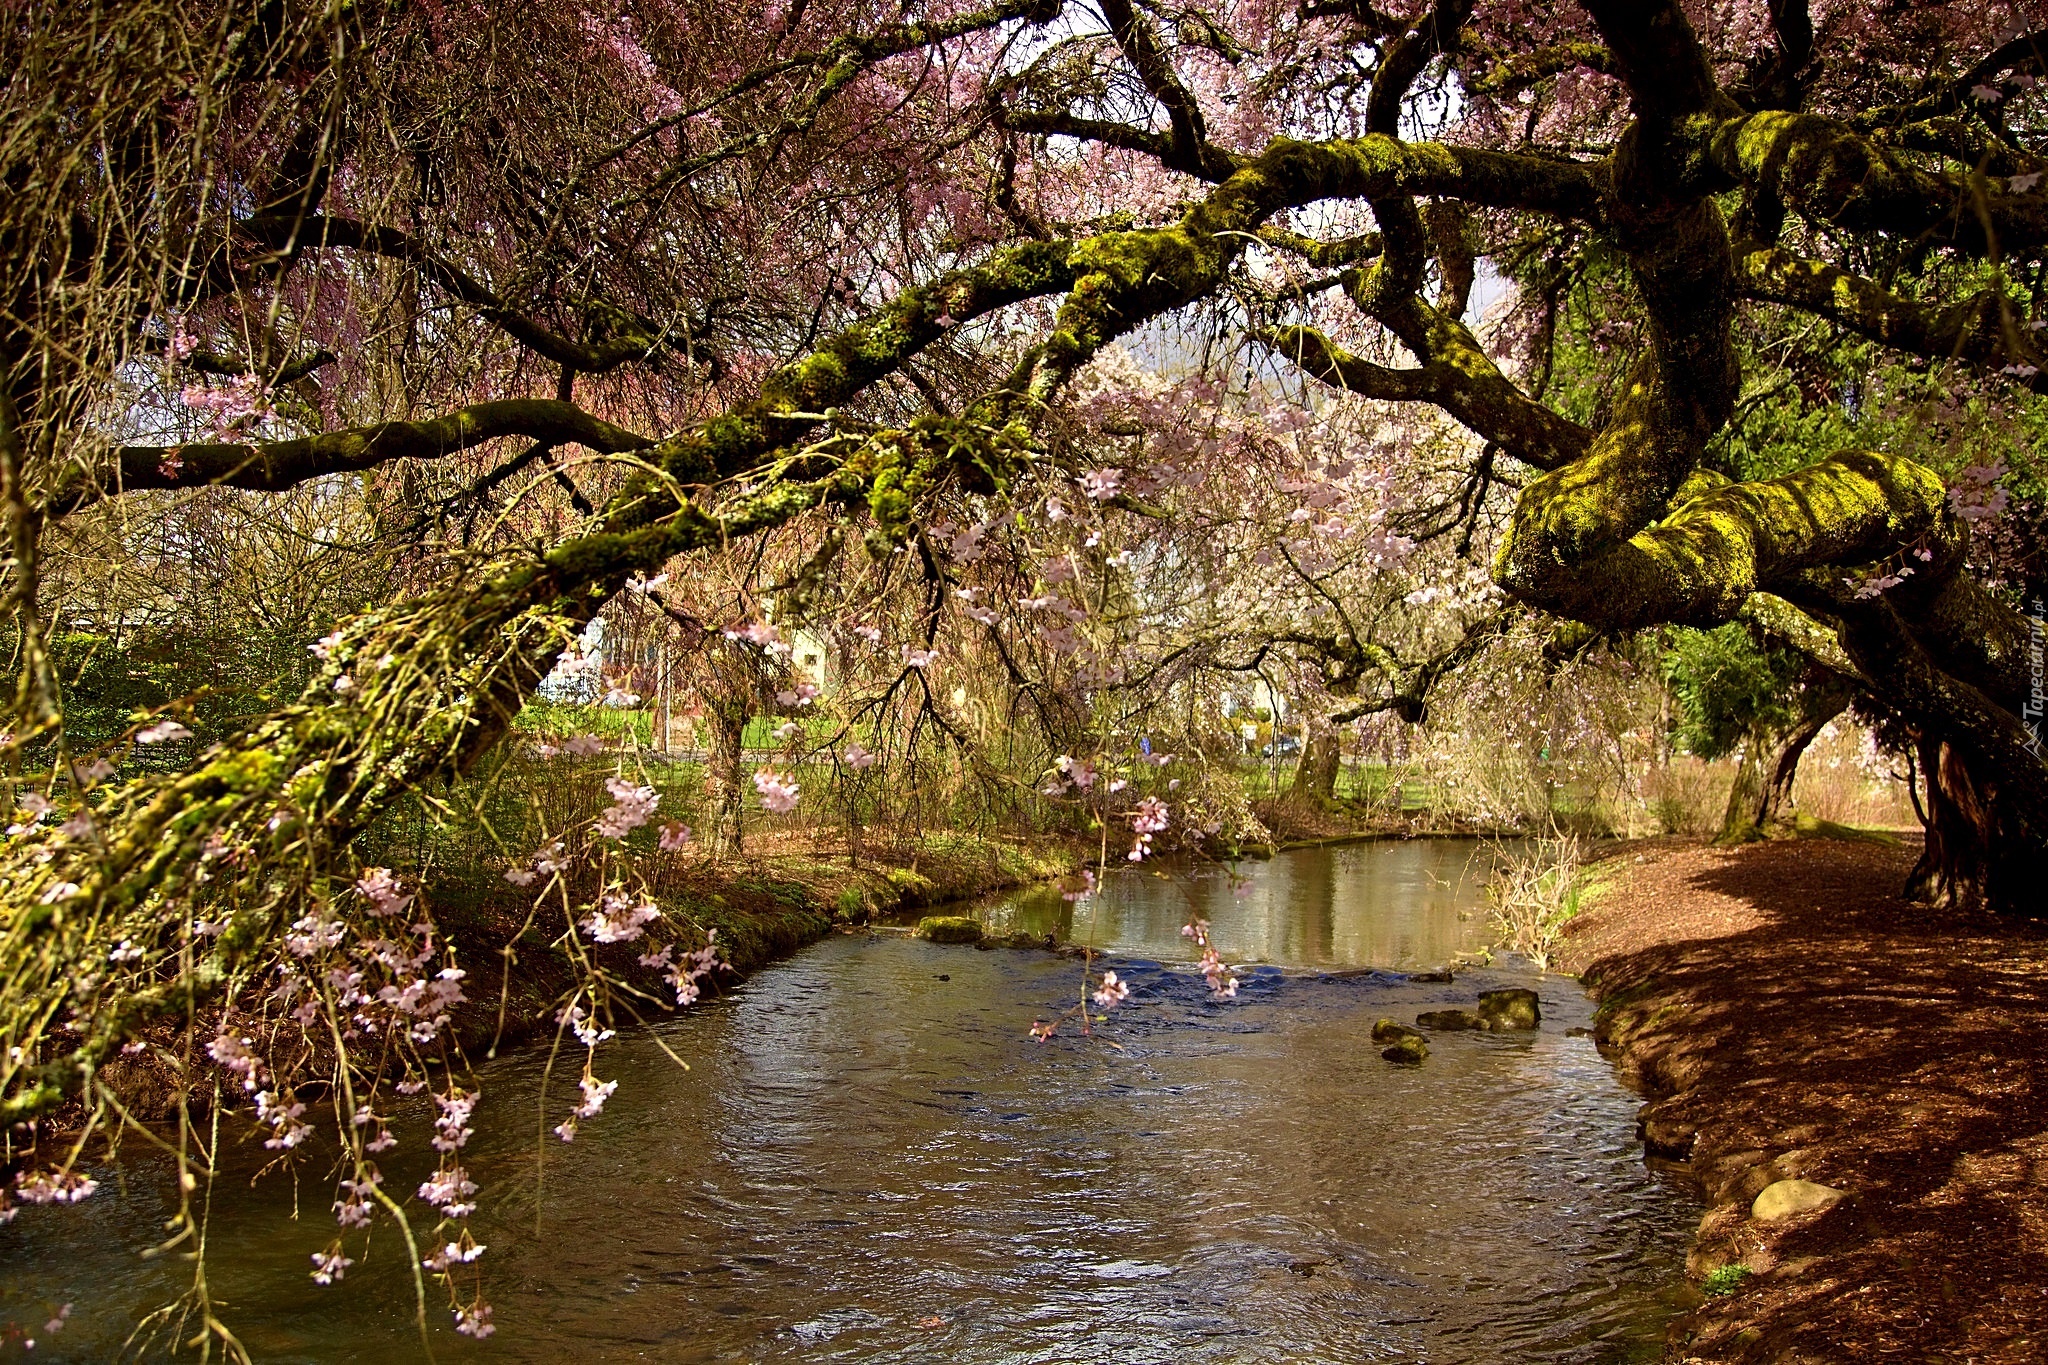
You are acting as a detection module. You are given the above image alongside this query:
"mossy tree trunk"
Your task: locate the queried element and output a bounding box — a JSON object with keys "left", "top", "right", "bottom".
{"left": 1287, "top": 724, "right": 1342, "bottom": 810}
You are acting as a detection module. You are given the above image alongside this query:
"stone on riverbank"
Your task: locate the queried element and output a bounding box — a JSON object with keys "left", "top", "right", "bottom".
{"left": 1751, "top": 1179, "right": 1846, "bottom": 1221}
{"left": 1416, "top": 1008, "right": 1484, "bottom": 1031}
{"left": 1373, "top": 1018, "right": 1429, "bottom": 1064}
{"left": 1478, "top": 987, "right": 1540, "bottom": 1031}
{"left": 917, "top": 915, "right": 984, "bottom": 944}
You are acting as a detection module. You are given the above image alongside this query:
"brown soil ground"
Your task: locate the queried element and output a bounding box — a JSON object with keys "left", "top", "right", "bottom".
{"left": 1559, "top": 836, "right": 2048, "bottom": 1363}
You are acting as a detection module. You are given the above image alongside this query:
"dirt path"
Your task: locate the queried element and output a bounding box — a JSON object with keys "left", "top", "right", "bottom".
{"left": 1559, "top": 837, "right": 2048, "bottom": 1363}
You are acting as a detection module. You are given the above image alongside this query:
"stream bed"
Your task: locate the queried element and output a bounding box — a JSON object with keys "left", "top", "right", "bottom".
{"left": 0, "top": 841, "right": 1696, "bottom": 1362}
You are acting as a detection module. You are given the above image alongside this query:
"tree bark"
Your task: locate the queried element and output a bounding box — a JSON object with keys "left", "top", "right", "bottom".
{"left": 1904, "top": 737, "right": 2048, "bottom": 912}
{"left": 703, "top": 697, "right": 747, "bottom": 858}
{"left": 1717, "top": 681, "right": 1854, "bottom": 843}
{"left": 1287, "top": 724, "right": 1342, "bottom": 810}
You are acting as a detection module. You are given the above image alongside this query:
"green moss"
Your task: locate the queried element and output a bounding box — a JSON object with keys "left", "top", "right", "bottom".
{"left": 917, "top": 914, "right": 984, "bottom": 944}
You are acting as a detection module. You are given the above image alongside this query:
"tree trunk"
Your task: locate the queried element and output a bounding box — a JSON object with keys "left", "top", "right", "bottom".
{"left": 1717, "top": 731, "right": 1772, "bottom": 844}
{"left": 704, "top": 699, "right": 747, "bottom": 858}
{"left": 1287, "top": 725, "right": 1342, "bottom": 810}
{"left": 1718, "top": 678, "right": 1854, "bottom": 844}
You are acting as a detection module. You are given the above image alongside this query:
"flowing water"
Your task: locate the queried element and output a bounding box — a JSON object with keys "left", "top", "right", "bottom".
{"left": 0, "top": 841, "right": 1696, "bottom": 1363}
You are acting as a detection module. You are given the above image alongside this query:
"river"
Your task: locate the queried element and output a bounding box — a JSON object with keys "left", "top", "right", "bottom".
{"left": 0, "top": 840, "right": 1696, "bottom": 1362}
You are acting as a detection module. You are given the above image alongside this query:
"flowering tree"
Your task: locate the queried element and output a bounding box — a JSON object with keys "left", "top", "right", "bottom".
{"left": 7, "top": 0, "right": 2048, "bottom": 1342}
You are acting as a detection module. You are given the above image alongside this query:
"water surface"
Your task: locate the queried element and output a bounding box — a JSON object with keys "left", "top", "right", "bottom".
{"left": 0, "top": 843, "right": 1694, "bottom": 1362}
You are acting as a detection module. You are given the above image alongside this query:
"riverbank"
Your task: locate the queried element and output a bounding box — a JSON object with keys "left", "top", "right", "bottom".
{"left": 1560, "top": 837, "right": 2048, "bottom": 1363}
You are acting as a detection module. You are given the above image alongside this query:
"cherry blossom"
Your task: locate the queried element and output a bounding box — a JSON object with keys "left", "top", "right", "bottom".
{"left": 753, "top": 769, "right": 800, "bottom": 813}
{"left": 1091, "top": 971, "right": 1131, "bottom": 1008}
{"left": 580, "top": 892, "right": 661, "bottom": 944}
{"left": 310, "top": 1248, "right": 354, "bottom": 1285}
{"left": 593, "top": 777, "right": 659, "bottom": 838}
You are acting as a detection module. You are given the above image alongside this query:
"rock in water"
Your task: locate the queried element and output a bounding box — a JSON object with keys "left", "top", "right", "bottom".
{"left": 1373, "top": 1018, "right": 1428, "bottom": 1063}
{"left": 1477, "top": 988, "right": 1540, "bottom": 1031}
{"left": 1751, "top": 1179, "right": 1846, "bottom": 1221}
{"left": 916, "top": 915, "right": 984, "bottom": 945}
{"left": 1416, "top": 1009, "right": 1485, "bottom": 1031}
{"left": 1381, "top": 1034, "right": 1429, "bottom": 1065}
{"left": 1372, "top": 1018, "right": 1420, "bottom": 1044}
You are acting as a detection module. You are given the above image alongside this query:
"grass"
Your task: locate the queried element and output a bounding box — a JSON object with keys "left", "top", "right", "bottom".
{"left": 1486, "top": 832, "right": 1590, "bottom": 970}
{"left": 1702, "top": 1264, "right": 1752, "bottom": 1296}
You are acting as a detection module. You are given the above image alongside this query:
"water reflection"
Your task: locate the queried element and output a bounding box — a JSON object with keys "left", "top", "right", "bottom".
{"left": 0, "top": 843, "right": 1692, "bottom": 1364}
{"left": 984, "top": 839, "right": 1505, "bottom": 971}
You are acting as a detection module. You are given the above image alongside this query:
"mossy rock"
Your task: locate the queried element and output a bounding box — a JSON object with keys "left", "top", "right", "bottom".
{"left": 916, "top": 915, "right": 983, "bottom": 945}
{"left": 885, "top": 867, "right": 938, "bottom": 904}
{"left": 1417, "top": 1008, "right": 1485, "bottom": 1031}
{"left": 1379, "top": 1031, "right": 1429, "bottom": 1065}
{"left": 1478, "top": 987, "right": 1541, "bottom": 1031}
{"left": 1372, "top": 1018, "right": 1426, "bottom": 1050}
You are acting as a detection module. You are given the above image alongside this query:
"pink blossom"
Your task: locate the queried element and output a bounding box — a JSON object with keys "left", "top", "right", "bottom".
{"left": 355, "top": 868, "right": 413, "bottom": 918}
{"left": 1080, "top": 468, "right": 1121, "bottom": 499}
{"left": 135, "top": 719, "right": 191, "bottom": 743}
{"left": 754, "top": 769, "right": 800, "bottom": 813}
{"left": 1091, "top": 971, "right": 1131, "bottom": 1009}
{"left": 573, "top": 1075, "right": 617, "bottom": 1119}
{"left": 659, "top": 821, "right": 693, "bottom": 851}
{"left": 14, "top": 1170, "right": 97, "bottom": 1205}
{"left": 422, "top": 1239, "right": 485, "bottom": 1271}
{"left": 454, "top": 1304, "right": 494, "bottom": 1339}
{"left": 901, "top": 645, "right": 937, "bottom": 668}
{"left": 842, "top": 743, "right": 878, "bottom": 769}
{"left": 311, "top": 1249, "right": 353, "bottom": 1285}
{"left": 208, "top": 1031, "right": 265, "bottom": 1091}
{"left": 417, "top": 1166, "right": 478, "bottom": 1217}
{"left": 594, "top": 776, "right": 658, "bottom": 838}
{"left": 581, "top": 892, "right": 660, "bottom": 944}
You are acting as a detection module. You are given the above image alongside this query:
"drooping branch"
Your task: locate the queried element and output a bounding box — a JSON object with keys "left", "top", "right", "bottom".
{"left": 1852, "top": 27, "right": 2048, "bottom": 133}
{"left": 996, "top": 108, "right": 1179, "bottom": 162}
{"left": 238, "top": 215, "right": 710, "bottom": 374}
{"left": 1459, "top": 41, "right": 1617, "bottom": 98}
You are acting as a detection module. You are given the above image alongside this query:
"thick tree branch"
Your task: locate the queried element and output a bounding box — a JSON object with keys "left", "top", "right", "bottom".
{"left": 1259, "top": 323, "right": 1587, "bottom": 472}
{"left": 1707, "top": 112, "right": 2048, "bottom": 257}
{"left": 1734, "top": 240, "right": 2044, "bottom": 391}
{"left": 79, "top": 400, "right": 652, "bottom": 511}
